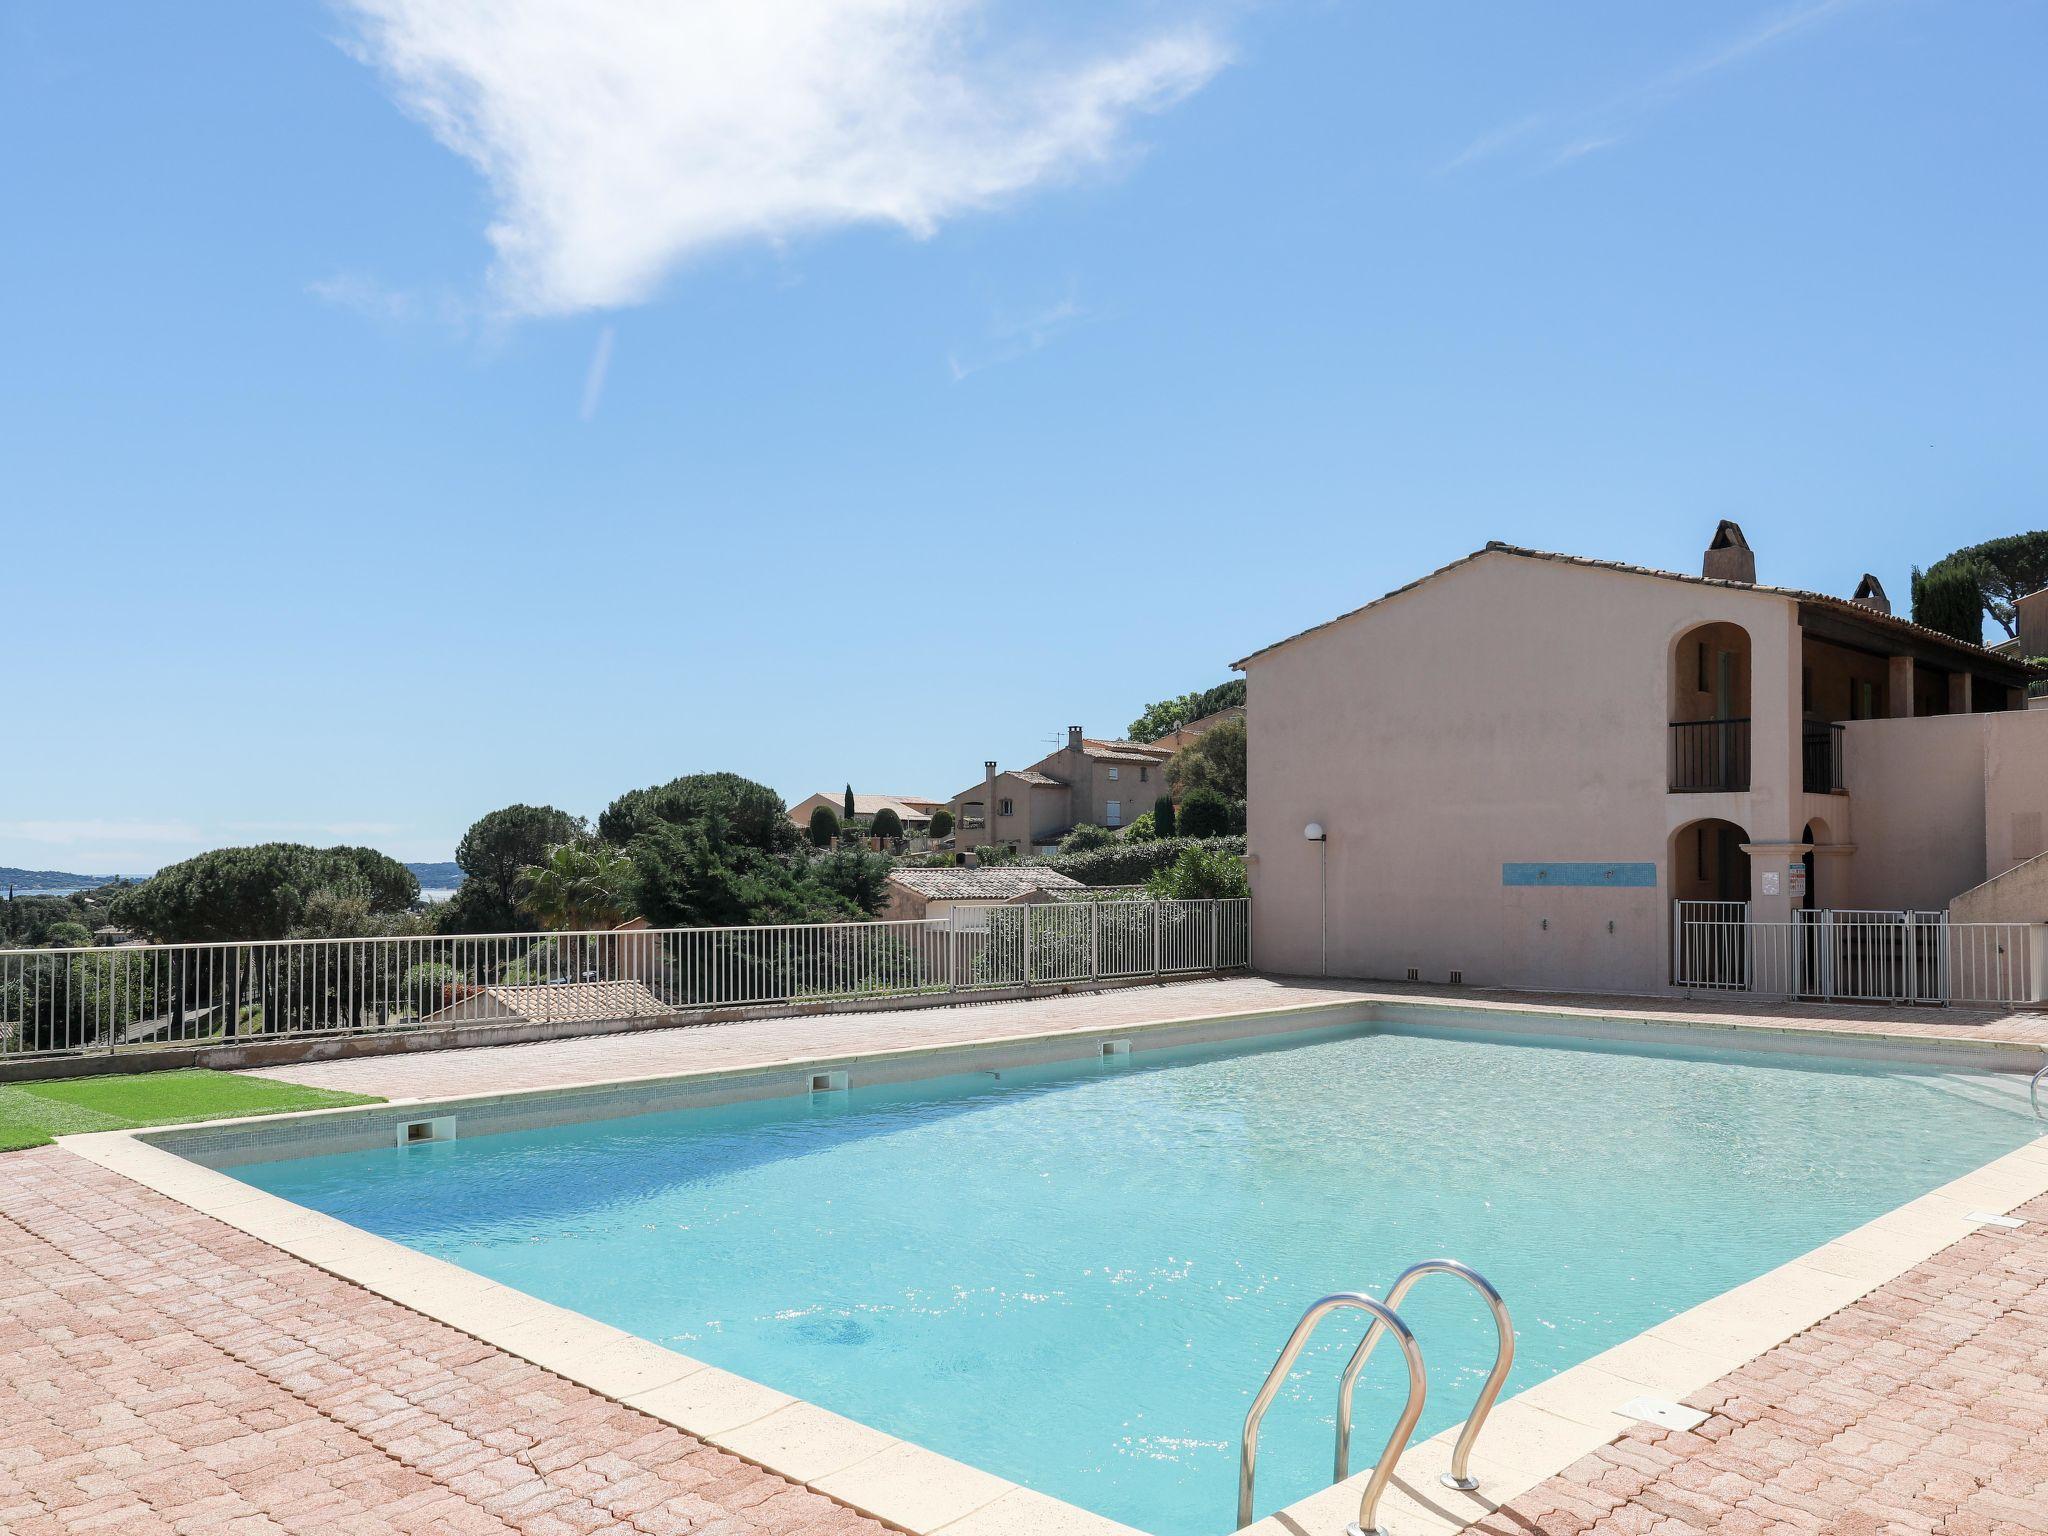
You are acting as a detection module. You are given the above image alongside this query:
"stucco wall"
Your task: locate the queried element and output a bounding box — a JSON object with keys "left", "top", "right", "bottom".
{"left": 1243, "top": 550, "right": 1801, "bottom": 992}
{"left": 1842, "top": 710, "right": 2048, "bottom": 911}
{"left": 1952, "top": 853, "right": 2048, "bottom": 924}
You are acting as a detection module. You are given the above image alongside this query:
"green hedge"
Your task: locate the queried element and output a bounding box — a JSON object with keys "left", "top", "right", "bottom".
{"left": 1046, "top": 836, "right": 1246, "bottom": 887}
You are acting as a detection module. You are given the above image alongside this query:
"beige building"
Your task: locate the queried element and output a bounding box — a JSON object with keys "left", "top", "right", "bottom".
{"left": 1149, "top": 703, "right": 1246, "bottom": 753}
{"left": 948, "top": 727, "right": 1173, "bottom": 856}
{"left": 786, "top": 792, "right": 946, "bottom": 833}
{"left": 1238, "top": 523, "right": 2047, "bottom": 995}
{"left": 881, "top": 866, "right": 1085, "bottom": 923}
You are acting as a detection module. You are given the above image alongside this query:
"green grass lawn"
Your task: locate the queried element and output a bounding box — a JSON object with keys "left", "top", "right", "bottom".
{"left": 0, "top": 1070, "right": 382, "bottom": 1152}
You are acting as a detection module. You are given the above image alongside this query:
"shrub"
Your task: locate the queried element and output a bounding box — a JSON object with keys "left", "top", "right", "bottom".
{"left": 1047, "top": 836, "right": 1245, "bottom": 887}
{"left": 1176, "top": 786, "right": 1237, "bottom": 838}
{"left": 929, "top": 807, "right": 953, "bottom": 839}
{"left": 808, "top": 805, "right": 840, "bottom": 848}
{"left": 1910, "top": 562, "right": 1986, "bottom": 646}
{"left": 1060, "top": 824, "right": 1115, "bottom": 855}
{"left": 811, "top": 846, "right": 895, "bottom": 915}
{"left": 871, "top": 807, "right": 903, "bottom": 842}
{"left": 1145, "top": 844, "right": 1250, "bottom": 902}
{"left": 1153, "top": 795, "right": 1176, "bottom": 838}
{"left": 974, "top": 843, "right": 1019, "bottom": 867}
{"left": 1119, "top": 812, "right": 1157, "bottom": 842}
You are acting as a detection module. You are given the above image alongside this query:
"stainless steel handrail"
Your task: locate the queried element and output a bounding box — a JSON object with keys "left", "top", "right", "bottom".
{"left": 1237, "top": 1293, "right": 1425, "bottom": 1536}
{"left": 2031, "top": 1060, "right": 2047, "bottom": 1118}
{"left": 1334, "top": 1260, "right": 1513, "bottom": 1493}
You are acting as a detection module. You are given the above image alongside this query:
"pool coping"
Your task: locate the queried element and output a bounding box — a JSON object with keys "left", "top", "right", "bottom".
{"left": 56, "top": 992, "right": 2048, "bottom": 1536}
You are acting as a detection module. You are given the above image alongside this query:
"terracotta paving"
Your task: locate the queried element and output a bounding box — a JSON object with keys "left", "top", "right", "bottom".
{"left": 1472, "top": 1190, "right": 2048, "bottom": 1536}
{"left": 0, "top": 1146, "right": 887, "bottom": 1536}
{"left": 244, "top": 974, "right": 2048, "bottom": 1102}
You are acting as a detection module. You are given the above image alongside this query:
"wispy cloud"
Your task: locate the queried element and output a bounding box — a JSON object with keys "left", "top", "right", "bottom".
{"left": 1443, "top": 0, "right": 1870, "bottom": 174}
{"left": 334, "top": 0, "right": 1229, "bottom": 318}
{"left": 307, "top": 271, "right": 421, "bottom": 321}
{"left": 0, "top": 819, "right": 204, "bottom": 847}
{"left": 579, "top": 325, "right": 616, "bottom": 421}
{"left": 947, "top": 296, "right": 1090, "bottom": 382}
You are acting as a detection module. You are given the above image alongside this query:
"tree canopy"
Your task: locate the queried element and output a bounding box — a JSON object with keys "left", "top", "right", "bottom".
{"left": 444, "top": 804, "right": 587, "bottom": 933}
{"left": 1913, "top": 532, "right": 2048, "bottom": 642}
{"left": 518, "top": 841, "right": 635, "bottom": 932}
{"left": 1127, "top": 679, "right": 1245, "bottom": 742}
{"left": 870, "top": 807, "right": 903, "bottom": 841}
{"left": 808, "top": 804, "right": 840, "bottom": 848}
{"left": 1167, "top": 715, "right": 1247, "bottom": 804}
{"left": 111, "top": 843, "right": 419, "bottom": 942}
{"left": 599, "top": 772, "right": 798, "bottom": 855}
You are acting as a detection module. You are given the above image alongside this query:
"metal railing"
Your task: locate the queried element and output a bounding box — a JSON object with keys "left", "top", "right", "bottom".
{"left": 1239, "top": 1293, "right": 1425, "bottom": 1536}
{"left": 1672, "top": 905, "right": 2035, "bottom": 1005}
{"left": 1802, "top": 720, "right": 1846, "bottom": 793}
{"left": 1335, "top": 1260, "right": 1514, "bottom": 1494}
{"left": 1669, "top": 717, "right": 1751, "bottom": 792}
{"left": 0, "top": 899, "right": 1252, "bottom": 1062}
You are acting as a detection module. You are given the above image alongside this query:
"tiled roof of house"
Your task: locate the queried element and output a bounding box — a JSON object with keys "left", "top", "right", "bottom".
{"left": 794, "top": 793, "right": 941, "bottom": 821}
{"left": 1233, "top": 541, "right": 2048, "bottom": 673}
{"left": 1081, "top": 737, "right": 1172, "bottom": 760}
{"left": 887, "top": 868, "right": 1085, "bottom": 900}
{"left": 1010, "top": 769, "right": 1065, "bottom": 785}
{"left": 428, "top": 980, "right": 669, "bottom": 1025}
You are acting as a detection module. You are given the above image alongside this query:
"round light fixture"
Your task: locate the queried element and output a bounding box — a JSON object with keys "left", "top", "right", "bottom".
{"left": 1304, "top": 822, "right": 1325, "bottom": 842}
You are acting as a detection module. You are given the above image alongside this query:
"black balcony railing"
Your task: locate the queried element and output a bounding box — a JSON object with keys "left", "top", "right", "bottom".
{"left": 1803, "top": 720, "right": 1846, "bottom": 793}
{"left": 1669, "top": 717, "right": 1751, "bottom": 792}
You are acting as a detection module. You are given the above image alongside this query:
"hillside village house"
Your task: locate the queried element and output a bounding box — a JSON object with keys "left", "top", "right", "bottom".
{"left": 1148, "top": 702, "right": 1247, "bottom": 753}
{"left": 881, "top": 866, "right": 1085, "bottom": 923}
{"left": 785, "top": 792, "right": 945, "bottom": 833}
{"left": 1238, "top": 523, "right": 2048, "bottom": 998}
{"left": 950, "top": 728, "right": 1172, "bottom": 856}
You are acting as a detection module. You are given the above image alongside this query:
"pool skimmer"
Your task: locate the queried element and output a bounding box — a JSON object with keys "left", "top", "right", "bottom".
{"left": 1617, "top": 1396, "right": 1708, "bottom": 1432}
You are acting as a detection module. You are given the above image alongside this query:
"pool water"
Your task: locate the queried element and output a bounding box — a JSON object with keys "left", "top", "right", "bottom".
{"left": 233, "top": 1021, "right": 2041, "bottom": 1536}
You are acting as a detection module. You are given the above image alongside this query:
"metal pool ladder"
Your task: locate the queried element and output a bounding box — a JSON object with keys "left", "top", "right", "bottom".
{"left": 1236, "top": 1260, "right": 1513, "bottom": 1536}
{"left": 2031, "top": 1059, "right": 2048, "bottom": 1118}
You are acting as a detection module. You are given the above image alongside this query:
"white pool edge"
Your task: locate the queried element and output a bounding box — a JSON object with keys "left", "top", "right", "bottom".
{"left": 57, "top": 995, "right": 2048, "bottom": 1536}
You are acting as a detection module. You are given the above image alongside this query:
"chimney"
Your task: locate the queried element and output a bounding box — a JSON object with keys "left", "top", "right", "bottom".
{"left": 1851, "top": 573, "right": 1891, "bottom": 616}
{"left": 1067, "top": 725, "right": 1083, "bottom": 751}
{"left": 1702, "top": 520, "right": 1756, "bottom": 585}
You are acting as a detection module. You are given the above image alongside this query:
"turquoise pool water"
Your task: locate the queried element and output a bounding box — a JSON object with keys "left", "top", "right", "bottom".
{"left": 233, "top": 1020, "right": 2040, "bottom": 1536}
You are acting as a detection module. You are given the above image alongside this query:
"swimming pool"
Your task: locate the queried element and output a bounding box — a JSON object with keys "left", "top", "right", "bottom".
{"left": 230, "top": 1018, "right": 2040, "bottom": 1536}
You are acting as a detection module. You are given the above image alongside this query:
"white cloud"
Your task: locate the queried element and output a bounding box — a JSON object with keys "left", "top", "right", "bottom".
{"left": 335, "top": 0, "right": 1228, "bottom": 317}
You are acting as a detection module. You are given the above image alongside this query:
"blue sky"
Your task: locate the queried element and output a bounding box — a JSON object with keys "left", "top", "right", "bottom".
{"left": 4, "top": 0, "right": 2044, "bottom": 874}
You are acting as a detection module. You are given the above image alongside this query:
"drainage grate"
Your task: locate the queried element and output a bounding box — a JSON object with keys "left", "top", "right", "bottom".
{"left": 1405, "top": 966, "right": 1420, "bottom": 982}
{"left": 1448, "top": 969, "right": 1463, "bottom": 985}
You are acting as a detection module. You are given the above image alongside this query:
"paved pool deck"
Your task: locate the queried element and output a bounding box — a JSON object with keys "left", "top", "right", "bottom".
{"left": 4, "top": 975, "right": 2047, "bottom": 1535}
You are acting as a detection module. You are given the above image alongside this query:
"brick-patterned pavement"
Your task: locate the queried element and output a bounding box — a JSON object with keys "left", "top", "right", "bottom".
{"left": 0, "top": 1147, "right": 888, "bottom": 1536}
{"left": 1473, "top": 1191, "right": 2048, "bottom": 1536}
{"left": 246, "top": 974, "right": 2048, "bottom": 1102}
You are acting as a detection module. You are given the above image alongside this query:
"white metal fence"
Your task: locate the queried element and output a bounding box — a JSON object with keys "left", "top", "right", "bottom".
{"left": 1673, "top": 903, "right": 2036, "bottom": 1006}
{"left": 0, "top": 899, "right": 1252, "bottom": 1062}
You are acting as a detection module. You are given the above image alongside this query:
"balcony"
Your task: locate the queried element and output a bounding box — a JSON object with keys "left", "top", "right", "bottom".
{"left": 1803, "top": 720, "right": 1846, "bottom": 793}
{"left": 1669, "top": 717, "right": 1750, "bottom": 793}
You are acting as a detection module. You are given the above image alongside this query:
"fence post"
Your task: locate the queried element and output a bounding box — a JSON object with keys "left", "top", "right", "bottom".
{"left": 1820, "top": 910, "right": 1835, "bottom": 1001}
{"left": 1152, "top": 903, "right": 1162, "bottom": 980}
{"left": 1090, "top": 902, "right": 1100, "bottom": 982}
{"left": 1901, "top": 910, "right": 1917, "bottom": 1003}
{"left": 1208, "top": 901, "right": 1217, "bottom": 972}
{"left": 1022, "top": 902, "right": 1033, "bottom": 993}
{"left": 2030, "top": 925, "right": 2048, "bottom": 1004}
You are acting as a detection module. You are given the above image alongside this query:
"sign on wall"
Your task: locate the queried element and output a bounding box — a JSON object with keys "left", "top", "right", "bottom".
{"left": 1501, "top": 862, "right": 1657, "bottom": 888}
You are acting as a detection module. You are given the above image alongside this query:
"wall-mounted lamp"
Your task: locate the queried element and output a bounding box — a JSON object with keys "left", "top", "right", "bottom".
{"left": 1305, "top": 823, "right": 1328, "bottom": 976}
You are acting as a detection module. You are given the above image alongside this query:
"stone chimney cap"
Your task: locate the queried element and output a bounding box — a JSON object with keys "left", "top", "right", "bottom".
{"left": 1851, "top": 573, "right": 1891, "bottom": 615}
{"left": 1066, "top": 725, "right": 1083, "bottom": 743}
{"left": 983, "top": 760, "right": 996, "bottom": 771}
{"left": 1702, "top": 520, "right": 1757, "bottom": 585}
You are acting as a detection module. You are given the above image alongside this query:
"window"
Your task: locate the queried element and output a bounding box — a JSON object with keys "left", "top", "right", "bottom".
{"left": 1106, "top": 800, "right": 1121, "bottom": 827}
{"left": 1107, "top": 765, "right": 1119, "bottom": 781}
{"left": 998, "top": 798, "right": 1013, "bottom": 817}
{"left": 1140, "top": 765, "right": 1149, "bottom": 783}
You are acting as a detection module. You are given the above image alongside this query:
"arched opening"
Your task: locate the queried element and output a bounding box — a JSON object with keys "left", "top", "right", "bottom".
{"left": 1799, "top": 819, "right": 1825, "bottom": 911}
{"left": 1671, "top": 817, "right": 1751, "bottom": 906}
{"left": 1671, "top": 817, "right": 1752, "bottom": 987}
{"left": 1668, "top": 622, "right": 1753, "bottom": 791}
